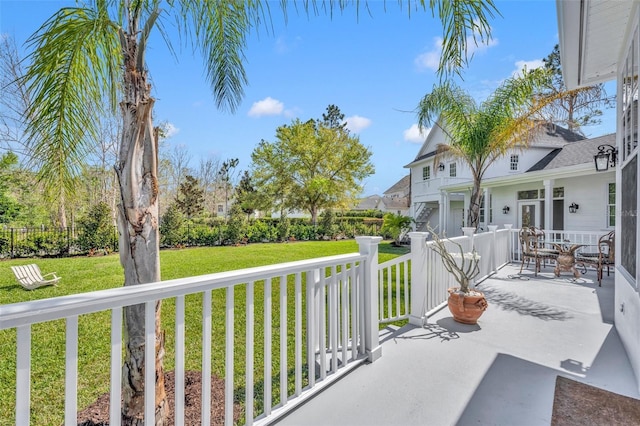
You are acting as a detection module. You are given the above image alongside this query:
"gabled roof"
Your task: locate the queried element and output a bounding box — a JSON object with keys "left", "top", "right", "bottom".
{"left": 527, "top": 124, "right": 585, "bottom": 148}
{"left": 353, "top": 195, "right": 381, "bottom": 210}
{"left": 381, "top": 196, "right": 410, "bottom": 209}
{"left": 383, "top": 175, "right": 410, "bottom": 195}
{"left": 406, "top": 123, "right": 585, "bottom": 168}
{"left": 527, "top": 133, "right": 615, "bottom": 172}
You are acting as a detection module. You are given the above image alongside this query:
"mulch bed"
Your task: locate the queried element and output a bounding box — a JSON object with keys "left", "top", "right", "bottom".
{"left": 76, "top": 371, "right": 242, "bottom": 425}
{"left": 551, "top": 376, "right": 640, "bottom": 425}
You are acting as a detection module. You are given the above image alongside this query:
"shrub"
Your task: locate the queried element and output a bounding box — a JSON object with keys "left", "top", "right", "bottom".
{"left": 160, "top": 204, "right": 185, "bottom": 247}
{"left": 77, "top": 202, "right": 116, "bottom": 254}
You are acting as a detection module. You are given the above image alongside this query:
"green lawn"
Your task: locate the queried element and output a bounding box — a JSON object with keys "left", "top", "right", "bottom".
{"left": 0, "top": 240, "right": 408, "bottom": 425}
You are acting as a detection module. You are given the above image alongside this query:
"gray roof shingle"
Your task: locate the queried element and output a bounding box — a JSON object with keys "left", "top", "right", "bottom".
{"left": 527, "top": 133, "right": 616, "bottom": 172}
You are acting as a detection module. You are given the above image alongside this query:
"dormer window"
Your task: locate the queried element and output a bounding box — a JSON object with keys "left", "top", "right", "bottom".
{"left": 422, "top": 165, "right": 431, "bottom": 180}
{"left": 510, "top": 155, "right": 519, "bottom": 171}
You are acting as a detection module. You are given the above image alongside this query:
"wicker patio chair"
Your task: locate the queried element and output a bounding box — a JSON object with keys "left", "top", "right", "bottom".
{"left": 519, "top": 227, "right": 558, "bottom": 276}
{"left": 576, "top": 231, "right": 615, "bottom": 286}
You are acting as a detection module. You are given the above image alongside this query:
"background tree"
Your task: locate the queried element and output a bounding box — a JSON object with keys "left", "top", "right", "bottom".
{"left": 197, "top": 157, "right": 223, "bottom": 217}
{"left": 234, "top": 170, "right": 258, "bottom": 220}
{"left": 251, "top": 105, "right": 374, "bottom": 225}
{"left": 540, "top": 44, "right": 615, "bottom": 135}
{"left": 0, "top": 152, "right": 21, "bottom": 224}
{"left": 176, "top": 175, "right": 205, "bottom": 219}
{"left": 417, "top": 68, "right": 552, "bottom": 229}
{"left": 321, "top": 104, "right": 348, "bottom": 130}
{"left": 166, "top": 144, "right": 193, "bottom": 202}
{"left": 78, "top": 201, "right": 116, "bottom": 254}
{"left": 218, "top": 158, "right": 239, "bottom": 220}
{"left": 21, "top": 0, "right": 498, "bottom": 423}
{"left": 159, "top": 203, "right": 185, "bottom": 248}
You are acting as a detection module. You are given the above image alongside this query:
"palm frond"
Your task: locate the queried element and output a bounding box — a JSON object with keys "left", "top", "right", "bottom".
{"left": 417, "top": 82, "right": 475, "bottom": 134}
{"left": 179, "top": 0, "right": 250, "bottom": 113}
{"left": 23, "top": 4, "right": 120, "bottom": 195}
{"left": 428, "top": 0, "right": 500, "bottom": 78}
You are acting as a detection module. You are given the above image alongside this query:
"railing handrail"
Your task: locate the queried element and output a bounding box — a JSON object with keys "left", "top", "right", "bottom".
{"left": 0, "top": 252, "right": 365, "bottom": 329}
{"left": 378, "top": 252, "right": 411, "bottom": 269}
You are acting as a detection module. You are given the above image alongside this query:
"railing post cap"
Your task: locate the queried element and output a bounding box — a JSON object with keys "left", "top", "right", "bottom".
{"left": 487, "top": 225, "right": 498, "bottom": 232}
{"left": 355, "top": 236, "right": 383, "bottom": 245}
{"left": 408, "top": 231, "right": 429, "bottom": 239}
{"left": 462, "top": 227, "right": 475, "bottom": 236}
{"left": 504, "top": 224, "right": 513, "bottom": 230}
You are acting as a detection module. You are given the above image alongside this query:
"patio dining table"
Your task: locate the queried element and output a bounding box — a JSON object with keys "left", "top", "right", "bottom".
{"left": 543, "top": 241, "right": 587, "bottom": 278}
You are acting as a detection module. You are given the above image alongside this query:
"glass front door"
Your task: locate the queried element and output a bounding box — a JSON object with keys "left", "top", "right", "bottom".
{"left": 519, "top": 202, "right": 541, "bottom": 228}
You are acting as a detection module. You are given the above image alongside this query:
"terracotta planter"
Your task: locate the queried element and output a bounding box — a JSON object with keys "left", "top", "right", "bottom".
{"left": 447, "top": 288, "right": 488, "bottom": 324}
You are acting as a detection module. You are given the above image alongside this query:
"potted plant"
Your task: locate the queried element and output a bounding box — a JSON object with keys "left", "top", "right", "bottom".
{"left": 429, "top": 229, "right": 488, "bottom": 324}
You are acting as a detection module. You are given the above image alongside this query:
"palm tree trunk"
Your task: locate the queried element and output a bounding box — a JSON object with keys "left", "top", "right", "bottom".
{"left": 115, "top": 96, "right": 167, "bottom": 425}
{"left": 468, "top": 179, "right": 482, "bottom": 229}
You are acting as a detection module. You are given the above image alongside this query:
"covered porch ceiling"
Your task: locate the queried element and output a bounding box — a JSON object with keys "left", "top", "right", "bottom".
{"left": 557, "top": 0, "right": 634, "bottom": 89}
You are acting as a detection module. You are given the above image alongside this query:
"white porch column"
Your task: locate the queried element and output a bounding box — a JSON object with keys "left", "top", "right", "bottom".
{"left": 356, "top": 236, "right": 383, "bottom": 363}
{"left": 488, "top": 225, "right": 498, "bottom": 271}
{"left": 410, "top": 202, "right": 417, "bottom": 231}
{"left": 544, "top": 179, "right": 554, "bottom": 232}
{"left": 408, "top": 232, "right": 429, "bottom": 326}
{"left": 483, "top": 188, "right": 491, "bottom": 230}
{"left": 463, "top": 191, "right": 470, "bottom": 227}
{"left": 438, "top": 191, "right": 446, "bottom": 235}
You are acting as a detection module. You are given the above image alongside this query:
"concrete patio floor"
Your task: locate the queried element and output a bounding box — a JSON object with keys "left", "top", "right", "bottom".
{"left": 276, "top": 263, "right": 639, "bottom": 426}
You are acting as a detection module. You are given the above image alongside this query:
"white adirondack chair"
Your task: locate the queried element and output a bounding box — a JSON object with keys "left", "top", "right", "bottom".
{"left": 11, "top": 264, "right": 60, "bottom": 290}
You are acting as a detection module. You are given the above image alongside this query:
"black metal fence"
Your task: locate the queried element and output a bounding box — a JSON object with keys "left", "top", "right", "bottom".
{"left": 0, "top": 218, "right": 384, "bottom": 259}
{"left": 0, "top": 226, "right": 119, "bottom": 259}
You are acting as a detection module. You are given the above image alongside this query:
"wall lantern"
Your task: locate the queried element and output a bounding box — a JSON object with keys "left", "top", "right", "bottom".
{"left": 438, "top": 163, "right": 445, "bottom": 171}
{"left": 502, "top": 206, "right": 510, "bottom": 214}
{"left": 594, "top": 144, "right": 618, "bottom": 172}
{"left": 569, "top": 202, "right": 579, "bottom": 213}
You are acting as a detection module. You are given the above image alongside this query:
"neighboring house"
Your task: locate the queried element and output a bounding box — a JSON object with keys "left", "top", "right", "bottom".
{"left": 353, "top": 175, "right": 410, "bottom": 216}
{"left": 353, "top": 195, "right": 383, "bottom": 211}
{"left": 381, "top": 174, "right": 410, "bottom": 216}
{"left": 405, "top": 123, "right": 615, "bottom": 236}
{"left": 557, "top": 0, "right": 640, "bottom": 393}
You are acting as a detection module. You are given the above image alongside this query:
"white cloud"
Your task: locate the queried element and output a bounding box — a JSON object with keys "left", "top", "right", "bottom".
{"left": 415, "top": 33, "right": 499, "bottom": 72}
{"left": 163, "top": 122, "right": 179, "bottom": 138}
{"left": 275, "top": 35, "right": 302, "bottom": 54}
{"left": 344, "top": 115, "right": 372, "bottom": 133}
{"left": 512, "top": 59, "right": 545, "bottom": 77}
{"left": 415, "top": 37, "right": 443, "bottom": 72}
{"left": 403, "top": 124, "right": 429, "bottom": 143}
{"left": 248, "top": 97, "right": 284, "bottom": 117}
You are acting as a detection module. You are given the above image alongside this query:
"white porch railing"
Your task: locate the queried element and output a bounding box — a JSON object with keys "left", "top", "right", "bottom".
{"left": 507, "top": 228, "right": 608, "bottom": 262}
{"left": 4, "top": 226, "right": 603, "bottom": 425}
{"left": 377, "top": 253, "right": 411, "bottom": 324}
{"left": 406, "top": 227, "right": 512, "bottom": 325}
{"left": 0, "top": 237, "right": 383, "bottom": 426}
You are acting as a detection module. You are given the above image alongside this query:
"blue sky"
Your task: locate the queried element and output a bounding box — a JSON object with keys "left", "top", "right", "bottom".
{"left": 0, "top": 0, "right": 616, "bottom": 197}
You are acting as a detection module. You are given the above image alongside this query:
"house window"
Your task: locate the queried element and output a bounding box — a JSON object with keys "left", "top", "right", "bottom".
{"left": 622, "top": 26, "right": 639, "bottom": 160}
{"left": 478, "top": 195, "right": 485, "bottom": 224}
{"left": 489, "top": 194, "right": 493, "bottom": 223}
{"left": 449, "top": 163, "right": 456, "bottom": 177}
{"left": 517, "top": 190, "right": 539, "bottom": 200}
{"left": 510, "top": 155, "right": 519, "bottom": 171}
{"left": 553, "top": 187, "right": 565, "bottom": 198}
{"left": 422, "top": 166, "right": 431, "bottom": 180}
{"left": 217, "top": 205, "right": 224, "bottom": 213}
{"left": 608, "top": 183, "right": 616, "bottom": 227}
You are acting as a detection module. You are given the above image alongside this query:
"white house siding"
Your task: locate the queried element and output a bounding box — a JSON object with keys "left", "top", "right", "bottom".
{"left": 612, "top": 7, "right": 640, "bottom": 395}
{"left": 562, "top": 173, "right": 615, "bottom": 231}
{"left": 558, "top": 0, "right": 640, "bottom": 393}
